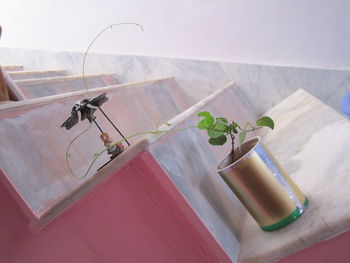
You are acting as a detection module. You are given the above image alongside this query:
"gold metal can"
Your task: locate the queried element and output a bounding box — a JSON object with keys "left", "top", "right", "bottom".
{"left": 217, "top": 137, "right": 308, "bottom": 231}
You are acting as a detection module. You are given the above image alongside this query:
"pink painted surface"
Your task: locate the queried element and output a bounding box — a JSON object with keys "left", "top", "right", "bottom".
{"left": 278, "top": 230, "right": 350, "bottom": 263}
{"left": 0, "top": 151, "right": 230, "bottom": 263}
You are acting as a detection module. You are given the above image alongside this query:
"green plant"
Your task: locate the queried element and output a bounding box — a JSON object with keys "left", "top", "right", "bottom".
{"left": 197, "top": 111, "right": 274, "bottom": 161}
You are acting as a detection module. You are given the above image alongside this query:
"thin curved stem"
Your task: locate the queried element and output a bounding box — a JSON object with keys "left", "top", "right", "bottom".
{"left": 82, "top": 23, "right": 144, "bottom": 96}
{"left": 65, "top": 122, "right": 93, "bottom": 177}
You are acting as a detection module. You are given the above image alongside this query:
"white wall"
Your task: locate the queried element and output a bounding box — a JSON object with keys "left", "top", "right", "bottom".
{"left": 1, "top": 0, "right": 350, "bottom": 69}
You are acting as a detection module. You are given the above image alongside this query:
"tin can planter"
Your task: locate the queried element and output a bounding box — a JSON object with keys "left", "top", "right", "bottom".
{"left": 217, "top": 137, "right": 308, "bottom": 231}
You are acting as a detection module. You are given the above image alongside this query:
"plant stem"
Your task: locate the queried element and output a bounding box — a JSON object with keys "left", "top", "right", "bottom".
{"left": 82, "top": 23, "right": 143, "bottom": 96}
{"left": 67, "top": 125, "right": 198, "bottom": 178}
{"left": 229, "top": 133, "right": 235, "bottom": 163}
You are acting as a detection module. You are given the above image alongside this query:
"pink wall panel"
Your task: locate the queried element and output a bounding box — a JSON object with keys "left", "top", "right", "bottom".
{"left": 0, "top": 152, "right": 230, "bottom": 263}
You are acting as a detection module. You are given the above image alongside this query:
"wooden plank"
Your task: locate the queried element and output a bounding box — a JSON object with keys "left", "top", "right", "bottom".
{"left": 2, "top": 65, "right": 24, "bottom": 71}
{"left": 8, "top": 69, "right": 68, "bottom": 80}
{"left": 0, "top": 67, "right": 10, "bottom": 101}
{"left": 15, "top": 73, "right": 119, "bottom": 98}
{"left": 0, "top": 67, "right": 27, "bottom": 100}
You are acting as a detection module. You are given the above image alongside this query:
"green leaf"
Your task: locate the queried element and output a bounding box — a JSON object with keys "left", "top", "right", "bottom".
{"left": 208, "top": 135, "right": 227, "bottom": 145}
{"left": 198, "top": 111, "right": 212, "bottom": 118}
{"left": 216, "top": 122, "right": 227, "bottom": 131}
{"left": 239, "top": 130, "right": 247, "bottom": 146}
{"left": 198, "top": 116, "right": 215, "bottom": 130}
{"left": 93, "top": 153, "right": 100, "bottom": 158}
{"left": 198, "top": 112, "right": 215, "bottom": 130}
{"left": 216, "top": 117, "right": 228, "bottom": 124}
{"left": 224, "top": 125, "right": 231, "bottom": 133}
{"left": 256, "top": 116, "right": 274, "bottom": 129}
{"left": 207, "top": 119, "right": 227, "bottom": 138}
{"left": 207, "top": 128, "right": 225, "bottom": 138}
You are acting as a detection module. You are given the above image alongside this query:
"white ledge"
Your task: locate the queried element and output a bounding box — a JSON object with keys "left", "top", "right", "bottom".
{"left": 238, "top": 89, "right": 350, "bottom": 263}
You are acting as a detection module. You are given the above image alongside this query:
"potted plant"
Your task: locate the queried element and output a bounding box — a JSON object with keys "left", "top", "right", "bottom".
{"left": 197, "top": 111, "right": 308, "bottom": 231}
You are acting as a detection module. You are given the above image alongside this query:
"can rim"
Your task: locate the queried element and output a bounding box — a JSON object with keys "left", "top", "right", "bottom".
{"left": 217, "top": 136, "right": 261, "bottom": 172}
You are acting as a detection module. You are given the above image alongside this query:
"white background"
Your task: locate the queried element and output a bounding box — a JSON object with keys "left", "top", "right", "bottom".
{"left": 1, "top": 0, "right": 350, "bottom": 69}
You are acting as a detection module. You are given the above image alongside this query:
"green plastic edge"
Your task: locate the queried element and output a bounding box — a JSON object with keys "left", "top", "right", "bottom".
{"left": 261, "top": 198, "right": 309, "bottom": 232}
